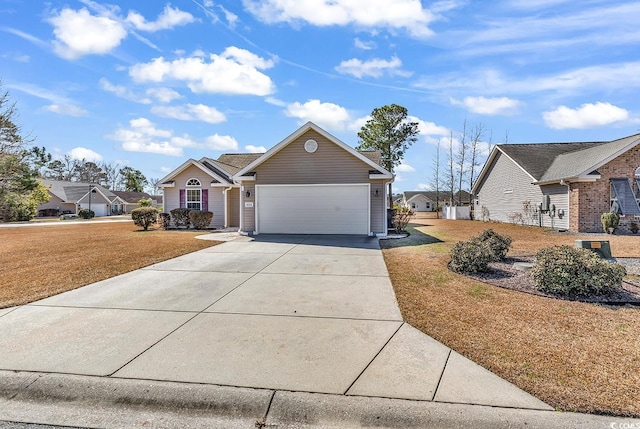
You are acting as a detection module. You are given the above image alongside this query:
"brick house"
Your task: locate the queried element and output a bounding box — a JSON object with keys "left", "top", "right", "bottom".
{"left": 472, "top": 133, "right": 640, "bottom": 232}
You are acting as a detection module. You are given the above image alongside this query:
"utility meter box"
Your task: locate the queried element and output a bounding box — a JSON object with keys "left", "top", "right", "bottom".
{"left": 575, "top": 240, "right": 612, "bottom": 259}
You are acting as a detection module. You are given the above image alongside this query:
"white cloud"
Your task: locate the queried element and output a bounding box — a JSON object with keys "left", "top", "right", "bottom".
{"left": 47, "top": 4, "right": 196, "bottom": 59}
{"left": 347, "top": 115, "right": 370, "bottom": 133}
{"left": 99, "top": 78, "right": 152, "bottom": 104}
{"left": 285, "top": 99, "right": 351, "bottom": 131}
{"left": 450, "top": 96, "right": 521, "bottom": 115}
{"left": 49, "top": 7, "right": 127, "bottom": 59}
{"left": 151, "top": 104, "right": 227, "bottom": 124}
{"left": 68, "top": 147, "right": 103, "bottom": 162}
{"left": 407, "top": 115, "right": 450, "bottom": 136}
{"left": 43, "top": 104, "right": 88, "bottom": 117}
{"left": 245, "top": 145, "right": 267, "bottom": 153}
{"left": 108, "top": 117, "right": 185, "bottom": 156}
{"left": 335, "top": 56, "right": 411, "bottom": 79}
{"left": 205, "top": 134, "right": 239, "bottom": 151}
{"left": 396, "top": 163, "right": 415, "bottom": 172}
{"left": 129, "top": 47, "right": 275, "bottom": 96}
{"left": 242, "top": 0, "right": 437, "bottom": 38}
{"left": 107, "top": 117, "right": 239, "bottom": 155}
{"left": 543, "top": 102, "right": 629, "bottom": 129}
{"left": 146, "top": 87, "right": 182, "bottom": 103}
{"left": 418, "top": 183, "right": 431, "bottom": 190}
{"left": 354, "top": 38, "right": 376, "bottom": 50}
{"left": 126, "top": 5, "right": 195, "bottom": 32}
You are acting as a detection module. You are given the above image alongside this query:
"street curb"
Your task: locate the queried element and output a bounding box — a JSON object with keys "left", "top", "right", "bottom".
{"left": 1, "top": 371, "right": 639, "bottom": 428}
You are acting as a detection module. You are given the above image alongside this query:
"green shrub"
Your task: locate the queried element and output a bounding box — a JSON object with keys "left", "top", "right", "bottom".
{"left": 531, "top": 245, "right": 626, "bottom": 297}
{"left": 170, "top": 208, "right": 191, "bottom": 228}
{"left": 392, "top": 206, "right": 414, "bottom": 232}
{"left": 189, "top": 210, "right": 213, "bottom": 229}
{"left": 77, "top": 208, "right": 95, "bottom": 219}
{"left": 601, "top": 212, "right": 620, "bottom": 234}
{"left": 450, "top": 238, "right": 494, "bottom": 273}
{"left": 138, "top": 198, "right": 153, "bottom": 207}
{"left": 476, "top": 229, "right": 512, "bottom": 260}
{"left": 159, "top": 212, "right": 171, "bottom": 230}
{"left": 449, "top": 229, "right": 512, "bottom": 274}
{"left": 131, "top": 207, "right": 158, "bottom": 231}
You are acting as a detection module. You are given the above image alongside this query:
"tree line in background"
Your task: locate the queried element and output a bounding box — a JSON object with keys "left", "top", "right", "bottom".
{"left": 41, "top": 156, "right": 159, "bottom": 194}
{"left": 0, "top": 82, "right": 160, "bottom": 221}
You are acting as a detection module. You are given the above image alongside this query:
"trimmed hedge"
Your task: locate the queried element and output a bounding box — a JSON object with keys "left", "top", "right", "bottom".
{"left": 449, "top": 229, "right": 512, "bottom": 274}
{"left": 189, "top": 210, "right": 213, "bottom": 229}
{"left": 170, "top": 208, "right": 191, "bottom": 228}
{"left": 159, "top": 212, "right": 171, "bottom": 230}
{"left": 531, "top": 245, "right": 626, "bottom": 296}
{"left": 131, "top": 207, "right": 158, "bottom": 231}
{"left": 77, "top": 208, "right": 95, "bottom": 219}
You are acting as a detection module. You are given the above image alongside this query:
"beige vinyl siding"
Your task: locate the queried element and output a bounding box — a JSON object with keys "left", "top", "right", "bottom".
{"left": 253, "top": 130, "right": 372, "bottom": 184}
{"left": 241, "top": 129, "right": 385, "bottom": 234}
{"left": 164, "top": 165, "right": 225, "bottom": 228}
{"left": 227, "top": 187, "right": 240, "bottom": 227}
{"left": 370, "top": 182, "right": 385, "bottom": 233}
{"left": 241, "top": 183, "right": 256, "bottom": 232}
{"left": 38, "top": 194, "right": 76, "bottom": 214}
{"left": 475, "top": 152, "right": 544, "bottom": 224}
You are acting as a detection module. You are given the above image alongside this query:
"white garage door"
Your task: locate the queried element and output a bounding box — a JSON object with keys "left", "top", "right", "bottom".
{"left": 256, "top": 184, "right": 369, "bottom": 234}
{"left": 81, "top": 203, "right": 106, "bottom": 217}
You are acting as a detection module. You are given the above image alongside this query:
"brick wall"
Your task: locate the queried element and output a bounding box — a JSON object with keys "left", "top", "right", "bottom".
{"left": 570, "top": 145, "right": 640, "bottom": 232}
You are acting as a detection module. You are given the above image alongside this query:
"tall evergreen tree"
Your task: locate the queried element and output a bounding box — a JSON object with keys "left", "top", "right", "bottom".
{"left": 356, "top": 104, "right": 419, "bottom": 207}
{"left": 0, "top": 84, "right": 50, "bottom": 221}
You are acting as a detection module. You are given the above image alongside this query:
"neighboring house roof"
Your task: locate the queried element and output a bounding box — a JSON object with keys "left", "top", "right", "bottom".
{"left": 150, "top": 195, "right": 163, "bottom": 204}
{"left": 112, "top": 191, "right": 153, "bottom": 204}
{"left": 42, "top": 180, "right": 119, "bottom": 203}
{"left": 402, "top": 190, "right": 471, "bottom": 204}
{"left": 234, "top": 122, "right": 393, "bottom": 180}
{"left": 474, "top": 133, "right": 640, "bottom": 191}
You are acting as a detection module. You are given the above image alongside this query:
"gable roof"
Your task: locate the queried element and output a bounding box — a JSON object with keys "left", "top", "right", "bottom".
{"left": 233, "top": 122, "right": 393, "bottom": 179}
{"left": 112, "top": 191, "right": 153, "bottom": 204}
{"left": 43, "top": 180, "right": 117, "bottom": 203}
{"left": 158, "top": 158, "right": 232, "bottom": 186}
{"left": 473, "top": 133, "right": 640, "bottom": 191}
{"left": 402, "top": 190, "right": 471, "bottom": 204}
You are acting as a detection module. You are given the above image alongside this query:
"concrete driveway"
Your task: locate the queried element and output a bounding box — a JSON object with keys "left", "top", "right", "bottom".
{"left": 0, "top": 234, "right": 558, "bottom": 427}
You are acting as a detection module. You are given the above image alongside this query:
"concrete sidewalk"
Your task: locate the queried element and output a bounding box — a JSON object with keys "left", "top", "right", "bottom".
{"left": 0, "top": 234, "right": 634, "bottom": 428}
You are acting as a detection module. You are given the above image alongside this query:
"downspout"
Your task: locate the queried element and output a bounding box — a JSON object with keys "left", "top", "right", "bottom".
{"left": 223, "top": 185, "right": 233, "bottom": 228}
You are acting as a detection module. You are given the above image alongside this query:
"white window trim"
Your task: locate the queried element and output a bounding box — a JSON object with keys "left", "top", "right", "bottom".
{"left": 186, "top": 188, "right": 202, "bottom": 210}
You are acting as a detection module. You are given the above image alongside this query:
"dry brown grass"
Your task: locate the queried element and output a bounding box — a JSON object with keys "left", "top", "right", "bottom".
{"left": 382, "top": 213, "right": 640, "bottom": 416}
{"left": 0, "top": 221, "right": 220, "bottom": 308}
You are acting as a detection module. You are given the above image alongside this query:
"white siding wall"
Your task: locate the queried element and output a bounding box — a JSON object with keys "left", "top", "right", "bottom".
{"left": 476, "top": 153, "right": 570, "bottom": 229}
{"left": 475, "top": 152, "right": 544, "bottom": 225}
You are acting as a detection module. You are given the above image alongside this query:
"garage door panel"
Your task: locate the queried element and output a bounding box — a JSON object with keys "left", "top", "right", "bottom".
{"left": 257, "top": 185, "right": 369, "bottom": 235}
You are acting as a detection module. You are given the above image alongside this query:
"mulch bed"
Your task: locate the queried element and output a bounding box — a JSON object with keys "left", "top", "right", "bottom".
{"left": 465, "top": 256, "right": 640, "bottom": 305}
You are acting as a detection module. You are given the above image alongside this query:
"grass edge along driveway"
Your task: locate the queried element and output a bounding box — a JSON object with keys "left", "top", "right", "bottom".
{"left": 381, "top": 216, "right": 640, "bottom": 418}
{"left": 0, "top": 221, "right": 221, "bottom": 308}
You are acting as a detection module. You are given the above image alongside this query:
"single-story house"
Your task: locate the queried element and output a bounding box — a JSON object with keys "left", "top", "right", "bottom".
{"left": 39, "top": 180, "right": 126, "bottom": 217}
{"left": 401, "top": 191, "right": 434, "bottom": 212}
{"left": 112, "top": 191, "right": 159, "bottom": 214}
{"left": 399, "top": 190, "right": 472, "bottom": 211}
{"left": 159, "top": 122, "right": 394, "bottom": 235}
{"left": 472, "top": 133, "right": 640, "bottom": 232}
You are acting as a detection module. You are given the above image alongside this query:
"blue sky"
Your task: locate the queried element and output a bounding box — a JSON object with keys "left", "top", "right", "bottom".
{"left": 2, "top": 0, "right": 639, "bottom": 192}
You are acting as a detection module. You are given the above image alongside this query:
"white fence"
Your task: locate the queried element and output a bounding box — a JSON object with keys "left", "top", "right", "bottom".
{"left": 442, "top": 206, "right": 471, "bottom": 220}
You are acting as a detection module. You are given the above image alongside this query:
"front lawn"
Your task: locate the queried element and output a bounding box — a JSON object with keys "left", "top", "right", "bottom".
{"left": 382, "top": 214, "right": 640, "bottom": 417}
{"left": 0, "top": 221, "right": 221, "bottom": 308}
